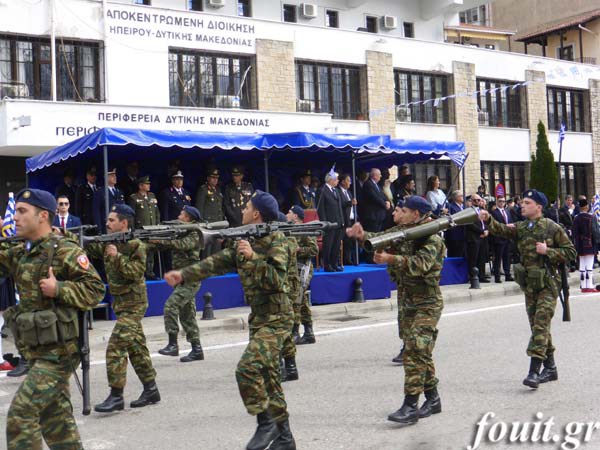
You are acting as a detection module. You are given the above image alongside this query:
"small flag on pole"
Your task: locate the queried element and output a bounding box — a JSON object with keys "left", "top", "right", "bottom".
{"left": 2, "top": 192, "right": 16, "bottom": 237}
{"left": 558, "top": 123, "right": 566, "bottom": 144}
{"left": 592, "top": 193, "right": 600, "bottom": 225}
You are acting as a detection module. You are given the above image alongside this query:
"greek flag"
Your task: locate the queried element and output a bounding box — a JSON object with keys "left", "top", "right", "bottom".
{"left": 558, "top": 123, "right": 566, "bottom": 144}
{"left": 593, "top": 193, "right": 600, "bottom": 225}
{"left": 2, "top": 192, "right": 16, "bottom": 237}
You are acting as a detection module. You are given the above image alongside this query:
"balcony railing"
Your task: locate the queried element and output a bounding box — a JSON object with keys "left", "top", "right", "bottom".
{"left": 574, "top": 57, "right": 597, "bottom": 65}
{"left": 0, "top": 82, "right": 30, "bottom": 99}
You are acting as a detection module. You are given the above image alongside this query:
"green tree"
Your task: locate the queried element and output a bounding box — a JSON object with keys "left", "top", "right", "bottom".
{"left": 529, "top": 120, "right": 558, "bottom": 202}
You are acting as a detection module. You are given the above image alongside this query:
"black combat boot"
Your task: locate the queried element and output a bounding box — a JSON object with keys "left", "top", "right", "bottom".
{"left": 246, "top": 411, "right": 280, "bottom": 450}
{"left": 271, "top": 419, "right": 297, "bottom": 450}
{"left": 539, "top": 353, "right": 558, "bottom": 384}
{"left": 291, "top": 324, "right": 301, "bottom": 345}
{"left": 387, "top": 394, "right": 420, "bottom": 424}
{"left": 158, "top": 333, "right": 179, "bottom": 356}
{"left": 282, "top": 357, "right": 298, "bottom": 382}
{"left": 180, "top": 342, "right": 204, "bottom": 362}
{"left": 392, "top": 345, "right": 405, "bottom": 365}
{"left": 7, "top": 357, "right": 28, "bottom": 377}
{"left": 94, "top": 387, "right": 124, "bottom": 413}
{"left": 130, "top": 381, "right": 161, "bottom": 408}
{"left": 297, "top": 323, "right": 315, "bottom": 345}
{"left": 523, "top": 357, "right": 543, "bottom": 389}
{"left": 418, "top": 387, "right": 442, "bottom": 418}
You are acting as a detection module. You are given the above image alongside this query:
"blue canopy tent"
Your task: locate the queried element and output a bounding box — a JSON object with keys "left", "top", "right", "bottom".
{"left": 26, "top": 127, "right": 467, "bottom": 225}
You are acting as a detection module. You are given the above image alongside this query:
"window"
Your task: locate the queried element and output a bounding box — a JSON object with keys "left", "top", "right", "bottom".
{"left": 325, "top": 10, "right": 339, "bottom": 28}
{"left": 283, "top": 4, "right": 297, "bottom": 23}
{"left": 408, "top": 161, "right": 452, "bottom": 195}
{"left": 0, "top": 34, "right": 104, "bottom": 102}
{"left": 238, "top": 0, "right": 251, "bottom": 17}
{"left": 480, "top": 162, "right": 526, "bottom": 199}
{"left": 559, "top": 163, "right": 589, "bottom": 198}
{"left": 188, "top": 0, "right": 203, "bottom": 11}
{"left": 476, "top": 78, "right": 526, "bottom": 128}
{"left": 547, "top": 87, "right": 587, "bottom": 132}
{"left": 403, "top": 22, "right": 414, "bottom": 38}
{"left": 134, "top": 0, "right": 151, "bottom": 5}
{"left": 295, "top": 60, "right": 364, "bottom": 120}
{"left": 558, "top": 45, "right": 574, "bottom": 61}
{"left": 394, "top": 70, "right": 453, "bottom": 124}
{"left": 169, "top": 49, "right": 255, "bottom": 109}
{"left": 366, "top": 16, "right": 378, "bottom": 33}
{"left": 460, "top": 5, "right": 488, "bottom": 26}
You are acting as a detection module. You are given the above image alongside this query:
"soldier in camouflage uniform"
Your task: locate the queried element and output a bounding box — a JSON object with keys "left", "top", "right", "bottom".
{"left": 88, "top": 204, "right": 160, "bottom": 413}
{"left": 165, "top": 191, "right": 296, "bottom": 450}
{"left": 195, "top": 167, "right": 225, "bottom": 257}
{"left": 1, "top": 189, "right": 105, "bottom": 450}
{"left": 151, "top": 206, "right": 204, "bottom": 363}
{"left": 128, "top": 175, "right": 161, "bottom": 279}
{"left": 479, "top": 189, "right": 576, "bottom": 389}
{"left": 223, "top": 166, "right": 254, "bottom": 227}
{"left": 349, "top": 196, "right": 445, "bottom": 425}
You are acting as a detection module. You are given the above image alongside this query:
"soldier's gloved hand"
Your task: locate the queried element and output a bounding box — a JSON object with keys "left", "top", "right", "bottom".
{"left": 165, "top": 270, "right": 183, "bottom": 287}
{"left": 237, "top": 240, "right": 254, "bottom": 260}
{"left": 105, "top": 245, "right": 118, "bottom": 257}
{"left": 39, "top": 267, "right": 58, "bottom": 298}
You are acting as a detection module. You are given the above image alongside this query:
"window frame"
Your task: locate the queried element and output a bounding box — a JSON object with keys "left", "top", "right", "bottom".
{"left": 365, "top": 16, "right": 378, "bottom": 33}
{"left": 188, "top": 0, "right": 203, "bottom": 12}
{"left": 547, "top": 86, "right": 587, "bottom": 132}
{"left": 283, "top": 4, "right": 297, "bottom": 23}
{"left": 237, "top": 0, "right": 251, "bottom": 17}
{"left": 402, "top": 22, "right": 414, "bottom": 38}
{"left": 476, "top": 77, "right": 526, "bottom": 128}
{"left": 480, "top": 161, "right": 526, "bottom": 199}
{"left": 325, "top": 9, "right": 339, "bottom": 28}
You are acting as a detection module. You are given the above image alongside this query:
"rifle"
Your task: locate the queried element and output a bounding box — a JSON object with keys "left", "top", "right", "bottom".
{"left": 364, "top": 207, "right": 478, "bottom": 252}
{"left": 296, "top": 261, "right": 312, "bottom": 305}
{"left": 0, "top": 225, "right": 98, "bottom": 244}
{"left": 201, "top": 221, "right": 340, "bottom": 244}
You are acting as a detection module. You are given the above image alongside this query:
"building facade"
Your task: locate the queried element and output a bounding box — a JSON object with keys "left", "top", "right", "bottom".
{"left": 1, "top": 0, "right": 599, "bottom": 201}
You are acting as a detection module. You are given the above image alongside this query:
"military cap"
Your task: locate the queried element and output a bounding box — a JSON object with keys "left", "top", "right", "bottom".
{"left": 107, "top": 167, "right": 117, "bottom": 175}
{"left": 276, "top": 212, "right": 287, "bottom": 222}
{"left": 290, "top": 205, "right": 305, "bottom": 220}
{"left": 396, "top": 198, "right": 405, "bottom": 208}
{"left": 137, "top": 175, "right": 151, "bottom": 184}
{"left": 250, "top": 190, "right": 279, "bottom": 222}
{"left": 301, "top": 169, "right": 312, "bottom": 178}
{"left": 404, "top": 196, "right": 433, "bottom": 215}
{"left": 171, "top": 170, "right": 184, "bottom": 179}
{"left": 183, "top": 205, "right": 202, "bottom": 222}
{"left": 522, "top": 189, "right": 548, "bottom": 207}
{"left": 15, "top": 189, "right": 56, "bottom": 213}
{"left": 86, "top": 167, "right": 97, "bottom": 175}
{"left": 111, "top": 204, "right": 135, "bottom": 217}
{"left": 207, "top": 168, "right": 220, "bottom": 177}
{"left": 231, "top": 167, "right": 243, "bottom": 176}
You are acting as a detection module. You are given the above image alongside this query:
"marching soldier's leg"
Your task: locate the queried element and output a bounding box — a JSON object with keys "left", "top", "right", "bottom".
{"left": 298, "top": 292, "right": 315, "bottom": 345}
{"left": 392, "top": 292, "right": 405, "bottom": 364}
{"left": 158, "top": 290, "right": 181, "bottom": 357}
{"left": 179, "top": 285, "right": 204, "bottom": 363}
{"left": 126, "top": 315, "right": 160, "bottom": 408}
{"left": 524, "top": 289, "right": 557, "bottom": 389}
{"left": 281, "top": 311, "right": 298, "bottom": 383}
{"left": 420, "top": 326, "right": 442, "bottom": 419}
{"left": 95, "top": 321, "right": 127, "bottom": 413}
{"left": 291, "top": 303, "right": 301, "bottom": 344}
{"left": 7, "top": 359, "right": 82, "bottom": 450}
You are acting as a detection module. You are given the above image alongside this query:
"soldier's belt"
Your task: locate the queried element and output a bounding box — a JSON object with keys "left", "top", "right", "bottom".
{"left": 252, "top": 302, "right": 292, "bottom": 316}
{"left": 400, "top": 282, "right": 440, "bottom": 296}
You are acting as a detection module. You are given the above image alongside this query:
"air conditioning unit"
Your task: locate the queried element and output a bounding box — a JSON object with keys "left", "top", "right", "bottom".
{"left": 215, "top": 95, "right": 240, "bottom": 108}
{"left": 396, "top": 106, "right": 411, "bottom": 122}
{"left": 0, "top": 83, "right": 30, "bottom": 99}
{"left": 297, "top": 99, "right": 315, "bottom": 112}
{"left": 208, "top": 0, "right": 225, "bottom": 7}
{"left": 301, "top": 3, "right": 317, "bottom": 19}
{"left": 382, "top": 15, "right": 397, "bottom": 30}
{"left": 478, "top": 110, "right": 489, "bottom": 125}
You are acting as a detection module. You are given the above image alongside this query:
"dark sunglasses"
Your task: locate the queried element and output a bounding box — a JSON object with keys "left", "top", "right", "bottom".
{"left": 58, "top": 202, "right": 69, "bottom": 206}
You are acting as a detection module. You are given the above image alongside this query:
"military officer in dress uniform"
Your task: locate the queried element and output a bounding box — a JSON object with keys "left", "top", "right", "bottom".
{"left": 224, "top": 167, "right": 254, "bottom": 227}
{"left": 94, "top": 167, "right": 125, "bottom": 230}
{"left": 160, "top": 170, "right": 192, "bottom": 221}
{"left": 128, "top": 176, "right": 161, "bottom": 279}
{"left": 195, "top": 168, "right": 225, "bottom": 257}
{"left": 291, "top": 169, "right": 316, "bottom": 209}
{"left": 74, "top": 166, "right": 99, "bottom": 226}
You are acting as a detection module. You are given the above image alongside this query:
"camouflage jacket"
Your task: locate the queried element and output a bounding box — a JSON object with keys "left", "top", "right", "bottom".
{"left": 0, "top": 234, "right": 105, "bottom": 361}
{"left": 181, "top": 231, "right": 290, "bottom": 315}
{"left": 147, "top": 229, "right": 201, "bottom": 270}
{"left": 86, "top": 239, "right": 148, "bottom": 315}
{"left": 364, "top": 224, "right": 410, "bottom": 284}
{"left": 285, "top": 237, "right": 300, "bottom": 302}
{"left": 487, "top": 216, "right": 576, "bottom": 271}
{"left": 296, "top": 235, "right": 318, "bottom": 279}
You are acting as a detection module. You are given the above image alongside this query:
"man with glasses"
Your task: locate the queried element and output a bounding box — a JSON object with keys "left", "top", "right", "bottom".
{"left": 52, "top": 195, "right": 81, "bottom": 230}
{"left": 491, "top": 197, "right": 514, "bottom": 283}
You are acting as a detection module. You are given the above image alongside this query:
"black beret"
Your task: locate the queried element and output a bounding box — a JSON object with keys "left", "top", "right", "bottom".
{"left": 290, "top": 205, "right": 305, "bottom": 220}
{"left": 183, "top": 205, "right": 202, "bottom": 222}
{"left": 522, "top": 189, "right": 548, "bottom": 207}
{"left": 15, "top": 189, "right": 56, "bottom": 213}
{"left": 250, "top": 190, "right": 279, "bottom": 222}
{"left": 111, "top": 204, "right": 135, "bottom": 217}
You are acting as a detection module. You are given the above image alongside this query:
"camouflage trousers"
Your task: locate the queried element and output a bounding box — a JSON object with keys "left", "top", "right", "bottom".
{"left": 397, "top": 291, "right": 406, "bottom": 341}
{"left": 107, "top": 310, "right": 156, "bottom": 389}
{"left": 525, "top": 288, "right": 557, "bottom": 360}
{"left": 402, "top": 297, "right": 443, "bottom": 396}
{"left": 292, "top": 291, "right": 313, "bottom": 325}
{"left": 164, "top": 283, "right": 201, "bottom": 344}
{"left": 6, "top": 357, "right": 82, "bottom": 450}
{"left": 281, "top": 308, "right": 298, "bottom": 359}
{"left": 236, "top": 313, "right": 294, "bottom": 423}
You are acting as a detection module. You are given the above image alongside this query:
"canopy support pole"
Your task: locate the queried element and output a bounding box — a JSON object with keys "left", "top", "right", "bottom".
{"left": 351, "top": 150, "right": 359, "bottom": 265}
{"left": 264, "top": 151, "right": 270, "bottom": 193}
{"left": 103, "top": 145, "right": 109, "bottom": 222}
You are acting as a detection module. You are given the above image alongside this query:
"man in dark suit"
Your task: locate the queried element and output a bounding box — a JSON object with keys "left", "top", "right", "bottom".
{"left": 118, "top": 161, "right": 140, "bottom": 200}
{"left": 445, "top": 190, "right": 466, "bottom": 257}
{"left": 338, "top": 173, "right": 357, "bottom": 265}
{"left": 490, "top": 197, "right": 515, "bottom": 283}
{"left": 465, "top": 194, "right": 490, "bottom": 282}
{"left": 74, "top": 167, "right": 99, "bottom": 226}
{"left": 54, "top": 168, "right": 77, "bottom": 207}
{"left": 53, "top": 195, "right": 82, "bottom": 230}
{"left": 317, "top": 168, "right": 344, "bottom": 272}
{"left": 360, "top": 168, "right": 390, "bottom": 233}
{"left": 160, "top": 171, "right": 192, "bottom": 221}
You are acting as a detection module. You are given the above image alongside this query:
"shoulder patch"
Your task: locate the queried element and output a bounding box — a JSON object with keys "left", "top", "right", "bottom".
{"left": 77, "top": 254, "right": 90, "bottom": 270}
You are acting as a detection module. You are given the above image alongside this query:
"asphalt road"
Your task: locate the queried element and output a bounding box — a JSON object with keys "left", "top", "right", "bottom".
{"left": 1, "top": 291, "right": 600, "bottom": 450}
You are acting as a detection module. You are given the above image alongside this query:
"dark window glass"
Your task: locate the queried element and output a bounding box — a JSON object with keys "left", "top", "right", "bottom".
{"left": 134, "top": 0, "right": 151, "bottom": 5}
{"left": 403, "top": 22, "right": 414, "bottom": 38}
{"left": 558, "top": 163, "right": 589, "bottom": 198}
{"left": 558, "top": 45, "right": 574, "bottom": 61}
{"left": 394, "top": 70, "right": 453, "bottom": 124}
{"left": 188, "top": 0, "right": 203, "bottom": 11}
{"left": 238, "top": 0, "right": 251, "bottom": 17}
{"left": 407, "top": 161, "right": 452, "bottom": 195}
{"left": 325, "top": 10, "right": 339, "bottom": 28}
{"left": 480, "top": 162, "right": 526, "bottom": 198}
{"left": 56, "top": 40, "right": 104, "bottom": 102}
{"left": 295, "top": 60, "right": 363, "bottom": 120}
{"left": 169, "top": 49, "right": 255, "bottom": 109}
{"left": 283, "top": 4, "right": 297, "bottom": 23}
{"left": 366, "top": 16, "right": 378, "bottom": 33}
{"left": 547, "top": 87, "right": 587, "bottom": 132}
{"left": 476, "top": 78, "right": 526, "bottom": 128}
